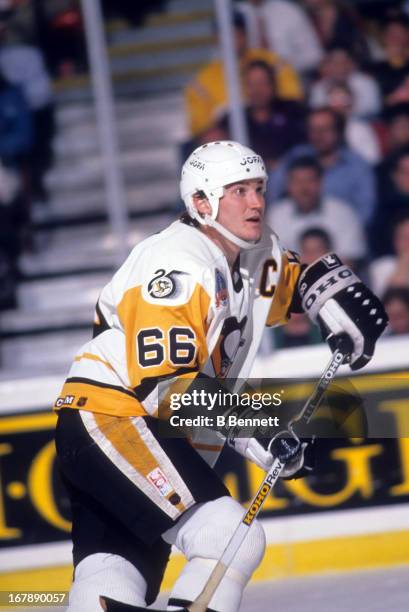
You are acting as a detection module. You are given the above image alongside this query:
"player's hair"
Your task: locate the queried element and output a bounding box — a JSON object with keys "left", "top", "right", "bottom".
{"left": 308, "top": 107, "right": 346, "bottom": 139}
{"left": 288, "top": 155, "right": 323, "bottom": 177}
{"left": 299, "top": 227, "right": 333, "bottom": 250}
{"left": 180, "top": 211, "right": 200, "bottom": 228}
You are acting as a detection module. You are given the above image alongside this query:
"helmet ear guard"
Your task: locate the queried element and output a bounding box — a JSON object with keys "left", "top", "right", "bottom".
{"left": 189, "top": 186, "right": 225, "bottom": 224}
{"left": 180, "top": 141, "right": 268, "bottom": 248}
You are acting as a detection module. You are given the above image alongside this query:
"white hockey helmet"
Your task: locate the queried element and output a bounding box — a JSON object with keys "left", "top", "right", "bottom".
{"left": 180, "top": 141, "right": 268, "bottom": 249}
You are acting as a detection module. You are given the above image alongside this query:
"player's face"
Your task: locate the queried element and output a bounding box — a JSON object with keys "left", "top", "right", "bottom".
{"left": 217, "top": 179, "right": 265, "bottom": 242}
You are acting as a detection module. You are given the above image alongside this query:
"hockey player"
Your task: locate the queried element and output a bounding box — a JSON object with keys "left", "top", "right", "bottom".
{"left": 54, "top": 141, "right": 387, "bottom": 611}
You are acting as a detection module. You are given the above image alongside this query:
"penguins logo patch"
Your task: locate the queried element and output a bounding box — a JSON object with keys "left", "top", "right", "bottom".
{"left": 148, "top": 269, "right": 184, "bottom": 299}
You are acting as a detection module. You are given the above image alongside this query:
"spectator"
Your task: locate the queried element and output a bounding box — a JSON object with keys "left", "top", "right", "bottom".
{"left": 303, "top": 0, "right": 369, "bottom": 63}
{"left": 0, "top": 73, "right": 32, "bottom": 167}
{"left": 272, "top": 310, "right": 322, "bottom": 348}
{"left": 369, "top": 212, "right": 409, "bottom": 298}
{"left": 101, "top": 0, "right": 166, "bottom": 26}
{"left": 0, "top": 24, "right": 55, "bottom": 203}
{"left": 219, "top": 60, "right": 305, "bottom": 169}
{"left": 383, "top": 102, "right": 409, "bottom": 153}
{"left": 309, "top": 45, "right": 381, "bottom": 117}
{"left": 370, "top": 16, "right": 409, "bottom": 108}
{"left": 269, "top": 107, "right": 377, "bottom": 225}
{"left": 268, "top": 156, "right": 366, "bottom": 264}
{"left": 299, "top": 226, "right": 333, "bottom": 265}
{"left": 383, "top": 287, "right": 409, "bottom": 335}
{"left": 0, "top": 72, "right": 32, "bottom": 301}
{"left": 0, "top": 24, "right": 54, "bottom": 202}
{"left": 376, "top": 104, "right": 409, "bottom": 206}
{"left": 271, "top": 224, "right": 332, "bottom": 349}
{"left": 0, "top": 162, "right": 20, "bottom": 310}
{"left": 236, "top": 0, "right": 323, "bottom": 74}
{"left": 184, "top": 12, "right": 303, "bottom": 138}
{"left": 371, "top": 147, "right": 409, "bottom": 256}
{"left": 0, "top": 92, "right": 28, "bottom": 310}
{"left": 326, "top": 81, "right": 381, "bottom": 164}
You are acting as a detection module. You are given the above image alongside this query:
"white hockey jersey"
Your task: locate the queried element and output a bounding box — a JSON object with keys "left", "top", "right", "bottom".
{"left": 55, "top": 218, "right": 300, "bottom": 435}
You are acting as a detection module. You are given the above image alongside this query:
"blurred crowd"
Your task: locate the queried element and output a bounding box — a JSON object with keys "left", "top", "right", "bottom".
{"left": 1, "top": 0, "right": 409, "bottom": 349}
{"left": 183, "top": 0, "right": 409, "bottom": 346}
{"left": 0, "top": 0, "right": 57, "bottom": 311}
{"left": 0, "top": 0, "right": 165, "bottom": 311}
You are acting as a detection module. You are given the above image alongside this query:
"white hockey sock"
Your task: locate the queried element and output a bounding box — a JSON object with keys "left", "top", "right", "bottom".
{"left": 68, "top": 553, "right": 147, "bottom": 611}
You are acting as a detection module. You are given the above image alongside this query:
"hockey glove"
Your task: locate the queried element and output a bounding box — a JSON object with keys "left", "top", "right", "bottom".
{"left": 298, "top": 254, "right": 388, "bottom": 370}
{"left": 227, "top": 432, "right": 314, "bottom": 479}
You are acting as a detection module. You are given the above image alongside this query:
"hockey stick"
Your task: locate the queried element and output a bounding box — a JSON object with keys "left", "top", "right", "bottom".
{"left": 187, "top": 340, "right": 349, "bottom": 612}
{"left": 101, "top": 340, "right": 350, "bottom": 612}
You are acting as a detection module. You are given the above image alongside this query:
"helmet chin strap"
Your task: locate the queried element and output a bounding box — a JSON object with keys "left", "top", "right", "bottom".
{"left": 204, "top": 215, "right": 257, "bottom": 250}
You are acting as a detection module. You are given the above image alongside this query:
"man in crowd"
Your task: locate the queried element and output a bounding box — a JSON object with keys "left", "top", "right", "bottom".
{"left": 0, "top": 17, "right": 55, "bottom": 204}
{"left": 372, "top": 147, "right": 409, "bottom": 256}
{"left": 236, "top": 0, "right": 323, "bottom": 74}
{"left": 268, "top": 156, "right": 366, "bottom": 265}
{"left": 269, "top": 107, "right": 376, "bottom": 225}
{"left": 383, "top": 287, "right": 409, "bottom": 335}
{"left": 370, "top": 16, "right": 409, "bottom": 108}
{"left": 302, "top": 0, "right": 369, "bottom": 63}
{"left": 383, "top": 102, "right": 409, "bottom": 153}
{"left": 369, "top": 211, "right": 409, "bottom": 298}
{"left": 325, "top": 81, "right": 380, "bottom": 164}
{"left": 377, "top": 103, "right": 409, "bottom": 200}
{"left": 218, "top": 60, "right": 306, "bottom": 169}
{"left": 309, "top": 44, "right": 381, "bottom": 118}
{"left": 299, "top": 226, "right": 333, "bottom": 266}
{"left": 184, "top": 12, "right": 303, "bottom": 138}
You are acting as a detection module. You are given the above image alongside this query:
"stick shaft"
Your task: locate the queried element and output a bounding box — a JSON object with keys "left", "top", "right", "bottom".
{"left": 290, "top": 347, "right": 345, "bottom": 428}
{"left": 188, "top": 457, "right": 285, "bottom": 612}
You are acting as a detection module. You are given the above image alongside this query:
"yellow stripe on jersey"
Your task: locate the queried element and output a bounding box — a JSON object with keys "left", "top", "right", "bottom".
{"left": 54, "top": 380, "right": 146, "bottom": 417}
{"left": 117, "top": 283, "right": 211, "bottom": 390}
{"left": 87, "top": 412, "right": 193, "bottom": 516}
{"left": 266, "top": 250, "right": 301, "bottom": 327}
{"left": 74, "top": 352, "right": 115, "bottom": 371}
